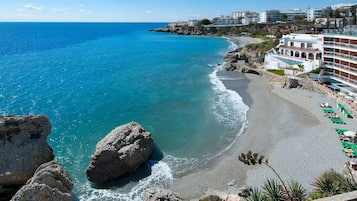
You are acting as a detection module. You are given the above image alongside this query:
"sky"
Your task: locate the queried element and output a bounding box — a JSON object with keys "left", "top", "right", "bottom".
{"left": 0, "top": 0, "right": 355, "bottom": 22}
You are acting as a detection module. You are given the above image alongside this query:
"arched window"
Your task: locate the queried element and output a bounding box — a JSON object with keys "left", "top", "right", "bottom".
{"left": 290, "top": 51, "right": 294, "bottom": 56}
{"left": 308, "top": 53, "right": 314, "bottom": 60}
{"left": 301, "top": 52, "right": 306, "bottom": 58}
{"left": 295, "top": 51, "right": 300, "bottom": 58}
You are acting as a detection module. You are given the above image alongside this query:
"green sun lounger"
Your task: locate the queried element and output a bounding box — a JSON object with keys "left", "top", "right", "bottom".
{"left": 331, "top": 117, "right": 345, "bottom": 124}
{"left": 323, "top": 108, "right": 335, "bottom": 113}
{"left": 335, "top": 128, "right": 349, "bottom": 134}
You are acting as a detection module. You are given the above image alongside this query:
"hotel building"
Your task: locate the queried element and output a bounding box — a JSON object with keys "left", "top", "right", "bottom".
{"left": 320, "top": 29, "right": 357, "bottom": 94}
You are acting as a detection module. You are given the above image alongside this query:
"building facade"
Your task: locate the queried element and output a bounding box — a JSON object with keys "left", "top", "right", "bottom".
{"left": 264, "top": 33, "right": 323, "bottom": 74}
{"left": 281, "top": 9, "right": 306, "bottom": 22}
{"left": 320, "top": 31, "right": 357, "bottom": 93}
{"left": 260, "top": 10, "right": 282, "bottom": 23}
{"left": 307, "top": 8, "right": 325, "bottom": 22}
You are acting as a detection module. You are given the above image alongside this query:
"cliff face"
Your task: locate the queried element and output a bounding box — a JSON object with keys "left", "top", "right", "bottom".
{"left": 0, "top": 115, "right": 54, "bottom": 200}
{"left": 151, "top": 22, "right": 308, "bottom": 38}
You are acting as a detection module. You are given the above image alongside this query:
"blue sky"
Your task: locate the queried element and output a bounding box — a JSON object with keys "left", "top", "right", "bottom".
{"left": 0, "top": 0, "right": 355, "bottom": 22}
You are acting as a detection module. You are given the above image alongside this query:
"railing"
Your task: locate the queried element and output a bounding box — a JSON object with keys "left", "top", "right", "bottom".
{"left": 324, "top": 61, "right": 357, "bottom": 74}
{"left": 323, "top": 72, "right": 357, "bottom": 86}
{"left": 324, "top": 51, "right": 357, "bottom": 62}
{"left": 323, "top": 41, "right": 357, "bottom": 49}
{"left": 279, "top": 45, "right": 319, "bottom": 52}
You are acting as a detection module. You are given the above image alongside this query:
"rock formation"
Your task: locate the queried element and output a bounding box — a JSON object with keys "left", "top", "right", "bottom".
{"left": 86, "top": 122, "right": 153, "bottom": 183}
{"left": 145, "top": 187, "right": 184, "bottom": 201}
{"left": 11, "top": 161, "right": 73, "bottom": 201}
{"left": 0, "top": 115, "right": 54, "bottom": 199}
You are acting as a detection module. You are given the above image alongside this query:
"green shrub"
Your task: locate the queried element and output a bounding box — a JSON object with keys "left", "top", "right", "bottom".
{"left": 267, "top": 69, "right": 285, "bottom": 76}
{"left": 310, "top": 67, "right": 321, "bottom": 74}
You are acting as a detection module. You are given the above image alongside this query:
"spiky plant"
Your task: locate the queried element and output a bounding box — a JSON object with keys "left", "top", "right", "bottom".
{"left": 337, "top": 175, "right": 357, "bottom": 192}
{"left": 288, "top": 181, "right": 307, "bottom": 201}
{"left": 311, "top": 169, "right": 343, "bottom": 197}
{"left": 262, "top": 179, "right": 284, "bottom": 201}
{"left": 238, "top": 151, "right": 292, "bottom": 201}
{"left": 245, "top": 188, "right": 266, "bottom": 201}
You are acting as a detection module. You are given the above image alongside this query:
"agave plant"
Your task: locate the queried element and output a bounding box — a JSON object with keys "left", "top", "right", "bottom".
{"left": 288, "top": 181, "right": 307, "bottom": 201}
{"left": 238, "top": 151, "right": 292, "bottom": 200}
{"left": 311, "top": 169, "right": 343, "bottom": 197}
{"left": 245, "top": 188, "right": 266, "bottom": 201}
{"left": 262, "top": 179, "right": 284, "bottom": 201}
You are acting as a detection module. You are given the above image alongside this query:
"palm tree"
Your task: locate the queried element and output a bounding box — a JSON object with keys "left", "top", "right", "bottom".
{"left": 238, "top": 151, "right": 292, "bottom": 200}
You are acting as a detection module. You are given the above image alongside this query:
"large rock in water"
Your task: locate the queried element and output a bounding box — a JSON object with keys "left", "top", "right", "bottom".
{"left": 11, "top": 161, "right": 73, "bottom": 201}
{"left": 0, "top": 115, "right": 54, "bottom": 199}
{"left": 86, "top": 122, "right": 154, "bottom": 183}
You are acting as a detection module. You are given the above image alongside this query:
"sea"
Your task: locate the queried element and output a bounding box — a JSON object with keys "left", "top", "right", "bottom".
{"left": 0, "top": 22, "right": 249, "bottom": 200}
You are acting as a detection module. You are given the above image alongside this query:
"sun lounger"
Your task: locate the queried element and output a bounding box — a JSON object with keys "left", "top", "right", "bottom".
{"left": 341, "top": 142, "right": 357, "bottom": 150}
{"left": 342, "top": 149, "right": 356, "bottom": 157}
{"left": 323, "top": 108, "right": 335, "bottom": 113}
{"left": 331, "top": 117, "right": 345, "bottom": 124}
{"left": 335, "top": 128, "right": 349, "bottom": 134}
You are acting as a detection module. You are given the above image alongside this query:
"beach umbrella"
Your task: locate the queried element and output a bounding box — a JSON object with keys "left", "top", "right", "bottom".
{"left": 344, "top": 131, "right": 357, "bottom": 137}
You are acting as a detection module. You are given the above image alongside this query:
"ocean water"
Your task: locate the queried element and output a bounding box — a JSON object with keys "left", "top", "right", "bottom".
{"left": 0, "top": 23, "right": 248, "bottom": 200}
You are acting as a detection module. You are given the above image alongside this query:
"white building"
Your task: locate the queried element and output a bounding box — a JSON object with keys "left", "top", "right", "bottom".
{"left": 281, "top": 9, "right": 306, "bottom": 22}
{"left": 187, "top": 20, "right": 199, "bottom": 27}
{"left": 259, "top": 10, "right": 282, "bottom": 23}
{"left": 212, "top": 16, "right": 241, "bottom": 25}
{"left": 307, "top": 8, "right": 325, "bottom": 21}
{"left": 232, "top": 11, "right": 259, "bottom": 25}
{"left": 264, "top": 33, "right": 323, "bottom": 74}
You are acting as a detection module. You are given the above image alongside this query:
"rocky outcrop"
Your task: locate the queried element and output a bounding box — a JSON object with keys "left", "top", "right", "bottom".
{"left": 0, "top": 115, "right": 54, "bottom": 199}
{"left": 86, "top": 122, "right": 154, "bottom": 183}
{"left": 145, "top": 187, "right": 185, "bottom": 201}
{"left": 11, "top": 161, "right": 73, "bottom": 201}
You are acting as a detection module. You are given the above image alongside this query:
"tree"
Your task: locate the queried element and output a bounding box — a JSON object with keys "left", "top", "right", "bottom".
{"left": 351, "top": 5, "right": 357, "bottom": 25}
{"left": 199, "top": 18, "right": 212, "bottom": 26}
{"left": 238, "top": 151, "right": 292, "bottom": 200}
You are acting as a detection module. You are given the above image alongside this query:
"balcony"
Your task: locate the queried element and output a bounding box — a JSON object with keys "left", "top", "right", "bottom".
{"left": 322, "top": 72, "right": 357, "bottom": 86}
{"left": 324, "top": 61, "right": 357, "bottom": 75}
{"left": 324, "top": 51, "right": 357, "bottom": 63}
{"left": 323, "top": 41, "right": 357, "bottom": 50}
{"left": 279, "top": 45, "right": 319, "bottom": 53}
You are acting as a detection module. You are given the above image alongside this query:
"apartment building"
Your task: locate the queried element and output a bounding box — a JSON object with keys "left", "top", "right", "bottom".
{"left": 320, "top": 29, "right": 357, "bottom": 93}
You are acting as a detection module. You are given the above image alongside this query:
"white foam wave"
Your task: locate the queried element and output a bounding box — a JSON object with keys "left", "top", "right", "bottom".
{"left": 209, "top": 67, "right": 249, "bottom": 129}
{"left": 207, "top": 65, "right": 249, "bottom": 159}
{"left": 77, "top": 161, "right": 173, "bottom": 201}
{"left": 162, "top": 154, "right": 199, "bottom": 176}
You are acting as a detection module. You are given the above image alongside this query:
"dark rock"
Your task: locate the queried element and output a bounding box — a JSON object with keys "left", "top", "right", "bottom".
{"left": 0, "top": 115, "right": 54, "bottom": 199}
{"left": 86, "top": 122, "right": 153, "bottom": 183}
{"left": 145, "top": 187, "right": 184, "bottom": 201}
{"left": 10, "top": 161, "right": 73, "bottom": 201}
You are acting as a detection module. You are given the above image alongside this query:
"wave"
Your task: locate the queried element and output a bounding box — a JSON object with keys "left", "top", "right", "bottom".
{"left": 77, "top": 161, "right": 173, "bottom": 201}
{"left": 208, "top": 64, "right": 249, "bottom": 158}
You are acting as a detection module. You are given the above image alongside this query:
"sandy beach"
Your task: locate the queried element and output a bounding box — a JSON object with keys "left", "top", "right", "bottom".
{"left": 170, "top": 37, "right": 357, "bottom": 200}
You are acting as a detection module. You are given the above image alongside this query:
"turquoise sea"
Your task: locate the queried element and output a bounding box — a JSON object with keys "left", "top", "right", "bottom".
{"left": 0, "top": 23, "right": 248, "bottom": 200}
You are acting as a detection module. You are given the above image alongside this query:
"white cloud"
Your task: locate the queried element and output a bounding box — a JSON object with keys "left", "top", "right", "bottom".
{"left": 145, "top": 10, "right": 153, "bottom": 14}
{"left": 80, "top": 8, "right": 92, "bottom": 15}
{"left": 52, "top": 8, "right": 67, "bottom": 12}
{"left": 24, "top": 3, "right": 42, "bottom": 11}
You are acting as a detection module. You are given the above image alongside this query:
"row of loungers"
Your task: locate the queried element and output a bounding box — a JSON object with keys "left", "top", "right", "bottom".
{"left": 320, "top": 104, "right": 345, "bottom": 124}
{"left": 336, "top": 128, "right": 357, "bottom": 158}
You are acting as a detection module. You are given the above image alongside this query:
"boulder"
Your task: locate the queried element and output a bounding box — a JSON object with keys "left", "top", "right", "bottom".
{"left": 145, "top": 187, "right": 184, "bottom": 201}
{"left": 0, "top": 115, "right": 54, "bottom": 199}
{"left": 11, "top": 161, "right": 73, "bottom": 201}
{"left": 86, "top": 122, "right": 153, "bottom": 183}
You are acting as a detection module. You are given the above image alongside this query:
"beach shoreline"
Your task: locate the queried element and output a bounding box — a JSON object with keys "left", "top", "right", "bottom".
{"left": 170, "top": 37, "right": 357, "bottom": 200}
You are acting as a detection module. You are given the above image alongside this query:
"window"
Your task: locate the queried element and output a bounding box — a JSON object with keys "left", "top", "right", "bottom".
{"left": 307, "top": 43, "right": 312, "bottom": 48}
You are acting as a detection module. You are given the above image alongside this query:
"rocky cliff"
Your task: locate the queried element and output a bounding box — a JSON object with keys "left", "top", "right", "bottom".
{"left": 0, "top": 115, "right": 54, "bottom": 200}
{"left": 10, "top": 161, "right": 73, "bottom": 201}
